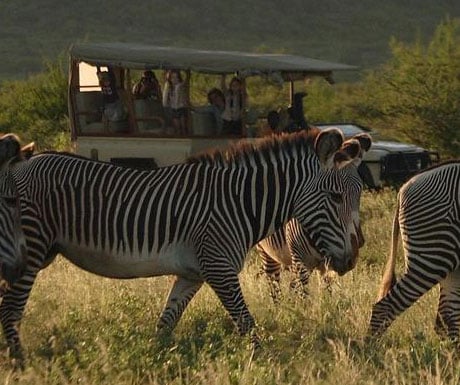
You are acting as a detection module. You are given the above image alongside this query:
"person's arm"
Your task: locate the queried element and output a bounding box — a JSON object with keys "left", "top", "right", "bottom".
{"left": 107, "top": 66, "right": 117, "bottom": 85}
{"left": 183, "top": 71, "right": 191, "bottom": 107}
{"left": 220, "top": 75, "right": 227, "bottom": 92}
{"left": 241, "top": 79, "right": 248, "bottom": 110}
{"left": 162, "top": 82, "right": 170, "bottom": 106}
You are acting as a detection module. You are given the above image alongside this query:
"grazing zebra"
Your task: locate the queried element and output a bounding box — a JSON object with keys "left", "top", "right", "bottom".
{"left": 0, "top": 135, "right": 31, "bottom": 292}
{"left": 256, "top": 133, "right": 371, "bottom": 301}
{"left": 0, "top": 129, "right": 364, "bottom": 360}
{"left": 369, "top": 161, "right": 460, "bottom": 340}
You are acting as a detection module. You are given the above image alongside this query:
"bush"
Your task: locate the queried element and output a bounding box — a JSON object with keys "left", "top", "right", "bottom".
{"left": 357, "top": 18, "right": 460, "bottom": 158}
{"left": 0, "top": 54, "right": 70, "bottom": 150}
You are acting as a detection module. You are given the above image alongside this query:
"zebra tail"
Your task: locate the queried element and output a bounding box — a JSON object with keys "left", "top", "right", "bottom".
{"left": 377, "top": 200, "right": 400, "bottom": 300}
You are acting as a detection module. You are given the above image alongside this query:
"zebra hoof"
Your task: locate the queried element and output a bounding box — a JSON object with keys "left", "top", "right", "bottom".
{"left": 249, "top": 330, "right": 262, "bottom": 350}
{"left": 7, "top": 346, "right": 25, "bottom": 371}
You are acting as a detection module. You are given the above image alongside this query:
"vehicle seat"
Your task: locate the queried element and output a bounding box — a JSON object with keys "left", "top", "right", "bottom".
{"left": 75, "top": 91, "right": 104, "bottom": 133}
{"left": 134, "top": 99, "right": 165, "bottom": 134}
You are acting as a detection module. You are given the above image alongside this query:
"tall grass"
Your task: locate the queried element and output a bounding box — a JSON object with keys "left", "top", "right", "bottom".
{"left": 1, "top": 189, "right": 459, "bottom": 384}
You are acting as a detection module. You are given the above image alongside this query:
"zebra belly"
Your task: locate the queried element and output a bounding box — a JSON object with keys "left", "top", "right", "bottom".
{"left": 259, "top": 240, "right": 292, "bottom": 266}
{"left": 56, "top": 242, "right": 202, "bottom": 280}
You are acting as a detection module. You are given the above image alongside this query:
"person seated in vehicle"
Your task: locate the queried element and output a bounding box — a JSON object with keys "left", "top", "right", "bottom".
{"left": 282, "top": 92, "right": 309, "bottom": 133}
{"left": 206, "top": 87, "right": 225, "bottom": 134}
{"left": 132, "top": 70, "right": 162, "bottom": 101}
{"left": 97, "top": 66, "right": 126, "bottom": 122}
{"left": 162, "top": 69, "right": 189, "bottom": 135}
{"left": 258, "top": 110, "right": 281, "bottom": 136}
{"left": 221, "top": 76, "right": 248, "bottom": 136}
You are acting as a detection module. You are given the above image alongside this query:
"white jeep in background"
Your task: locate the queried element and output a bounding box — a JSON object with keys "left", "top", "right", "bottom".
{"left": 315, "top": 123, "right": 439, "bottom": 189}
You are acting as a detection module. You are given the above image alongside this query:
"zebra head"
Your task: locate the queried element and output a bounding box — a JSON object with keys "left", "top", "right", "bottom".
{"left": 293, "top": 128, "right": 367, "bottom": 276}
{"left": 334, "top": 133, "right": 372, "bottom": 269}
{"left": 0, "top": 161, "right": 28, "bottom": 292}
{"left": 0, "top": 134, "right": 34, "bottom": 293}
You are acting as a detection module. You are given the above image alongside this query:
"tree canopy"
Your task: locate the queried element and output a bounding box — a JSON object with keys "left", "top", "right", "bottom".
{"left": 0, "top": 18, "right": 458, "bottom": 158}
{"left": 359, "top": 18, "right": 460, "bottom": 157}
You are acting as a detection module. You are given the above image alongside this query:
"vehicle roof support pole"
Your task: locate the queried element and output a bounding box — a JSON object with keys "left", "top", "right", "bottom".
{"left": 289, "top": 80, "right": 294, "bottom": 106}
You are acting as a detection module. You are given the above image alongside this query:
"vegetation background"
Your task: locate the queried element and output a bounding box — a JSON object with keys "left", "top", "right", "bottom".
{"left": 0, "top": 1, "right": 459, "bottom": 155}
{"left": 0, "top": 0, "right": 458, "bottom": 81}
{"left": 0, "top": 2, "right": 459, "bottom": 383}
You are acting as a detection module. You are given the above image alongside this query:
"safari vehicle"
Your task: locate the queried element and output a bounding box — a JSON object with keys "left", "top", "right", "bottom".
{"left": 68, "top": 42, "right": 437, "bottom": 186}
{"left": 315, "top": 123, "right": 439, "bottom": 188}
{"left": 68, "top": 42, "right": 356, "bottom": 168}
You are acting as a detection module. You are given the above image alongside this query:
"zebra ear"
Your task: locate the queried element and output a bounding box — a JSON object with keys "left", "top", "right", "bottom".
{"left": 314, "top": 128, "right": 344, "bottom": 169}
{"left": 20, "top": 142, "right": 35, "bottom": 160}
{"left": 353, "top": 133, "right": 372, "bottom": 153}
{"left": 335, "top": 139, "right": 361, "bottom": 169}
{"left": 346, "top": 133, "right": 372, "bottom": 167}
{"left": 0, "top": 133, "right": 21, "bottom": 168}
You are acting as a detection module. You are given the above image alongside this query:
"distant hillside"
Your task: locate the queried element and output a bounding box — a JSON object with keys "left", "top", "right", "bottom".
{"left": 1, "top": 0, "right": 458, "bottom": 81}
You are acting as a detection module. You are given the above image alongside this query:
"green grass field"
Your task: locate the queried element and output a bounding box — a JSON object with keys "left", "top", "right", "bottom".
{"left": 1, "top": 189, "right": 459, "bottom": 384}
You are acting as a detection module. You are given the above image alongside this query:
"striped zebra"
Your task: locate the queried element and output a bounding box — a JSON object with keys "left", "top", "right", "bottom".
{"left": 0, "top": 135, "right": 31, "bottom": 293}
{"left": 0, "top": 129, "right": 364, "bottom": 360}
{"left": 256, "top": 134, "right": 371, "bottom": 301}
{"left": 369, "top": 161, "right": 460, "bottom": 340}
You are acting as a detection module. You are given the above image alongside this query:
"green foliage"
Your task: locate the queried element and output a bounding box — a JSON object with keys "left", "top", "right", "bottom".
{"left": 357, "top": 18, "right": 460, "bottom": 158}
{"left": 0, "top": 55, "right": 70, "bottom": 150}
{"left": 0, "top": 18, "right": 458, "bottom": 157}
{"left": 303, "top": 79, "right": 366, "bottom": 123}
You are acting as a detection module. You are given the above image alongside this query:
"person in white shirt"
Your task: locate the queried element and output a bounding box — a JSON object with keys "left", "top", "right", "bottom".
{"left": 162, "top": 70, "right": 189, "bottom": 135}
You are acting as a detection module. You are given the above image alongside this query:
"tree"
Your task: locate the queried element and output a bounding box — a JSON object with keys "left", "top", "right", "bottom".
{"left": 359, "top": 18, "right": 460, "bottom": 158}
{"left": 0, "top": 55, "right": 69, "bottom": 150}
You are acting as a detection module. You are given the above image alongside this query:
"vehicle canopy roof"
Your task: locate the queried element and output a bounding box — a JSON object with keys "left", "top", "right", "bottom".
{"left": 69, "top": 42, "right": 357, "bottom": 80}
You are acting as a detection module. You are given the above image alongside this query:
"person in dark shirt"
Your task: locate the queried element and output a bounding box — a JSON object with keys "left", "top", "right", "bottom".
{"left": 206, "top": 87, "right": 225, "bottom": 134}
{"left": 97, "top": 66, "right": 126, "bottom": 122}
{"left": 221, "top": 77, "right": 248, "bottom": 136}
{"left": 283, "top": 92, "right": 309, "bottom": 133}
{"left": 132, "top": 70, "right": 162, "bottom": 101}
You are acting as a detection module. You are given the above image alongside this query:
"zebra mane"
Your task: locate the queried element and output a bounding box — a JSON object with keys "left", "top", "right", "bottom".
{"left": 27, "top": 130, "right": 320, "bottom": 169}
{"left": 38, "top": 150, "right": 87, "bottom": 159}
{"left": 187, "top": 128, "right": 320, "bottom": 166}
{"left": 415, "top": 159, "right": 460, "bottom": 175}
{"left": 33, "top": 150, "right": 116, "bottom": 166}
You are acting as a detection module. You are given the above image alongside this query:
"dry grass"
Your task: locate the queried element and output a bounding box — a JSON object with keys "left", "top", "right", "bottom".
{"left": 1, "top": 188, "right": 459, "bottom": 384}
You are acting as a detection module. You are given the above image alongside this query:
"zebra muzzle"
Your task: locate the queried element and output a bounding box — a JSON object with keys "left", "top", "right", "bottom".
{"left": 1, "top": 261, "right": 25, "bottom": 288}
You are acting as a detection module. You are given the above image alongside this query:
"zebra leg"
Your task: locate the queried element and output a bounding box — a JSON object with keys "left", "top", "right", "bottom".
{"left": 0, "top": 270, "right": 39, "bottom": 366}
{"left": 318, "top": 264, "right": 335, "bottom": 293}
{"left": 289, "top": 261, "right": 312, "bottom": 298}
{"left": 257, "top": 246, "right": 283, "bottom": 303}
{"left": 203, "top": 270, "right": 259, "bottom": 347}
{"left": 369, "top": 267, "right": 442, "bottom": 337}
{"left": 156, "top": 276, "right": 203, "bottom": 333}
{"left": 435, "top": 269, "right": 460, "bottom": 340}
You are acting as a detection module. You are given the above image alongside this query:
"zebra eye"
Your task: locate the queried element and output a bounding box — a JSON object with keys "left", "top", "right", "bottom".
{"left": 329, "top": 192, "right": 343, "bottom": 204}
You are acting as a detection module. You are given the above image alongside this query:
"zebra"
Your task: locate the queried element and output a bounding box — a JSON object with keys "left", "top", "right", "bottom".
{"left": 256, "top": 133, "right": 371, "bottom": 301}
{"left": 369, "top": 161, "right": 460, "bottom": 340}
{"left": 0, "top": 129, "right": 364, "bottom": 361}
{"left": 0, "top": 135, "right": 31, "bottom": 294}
